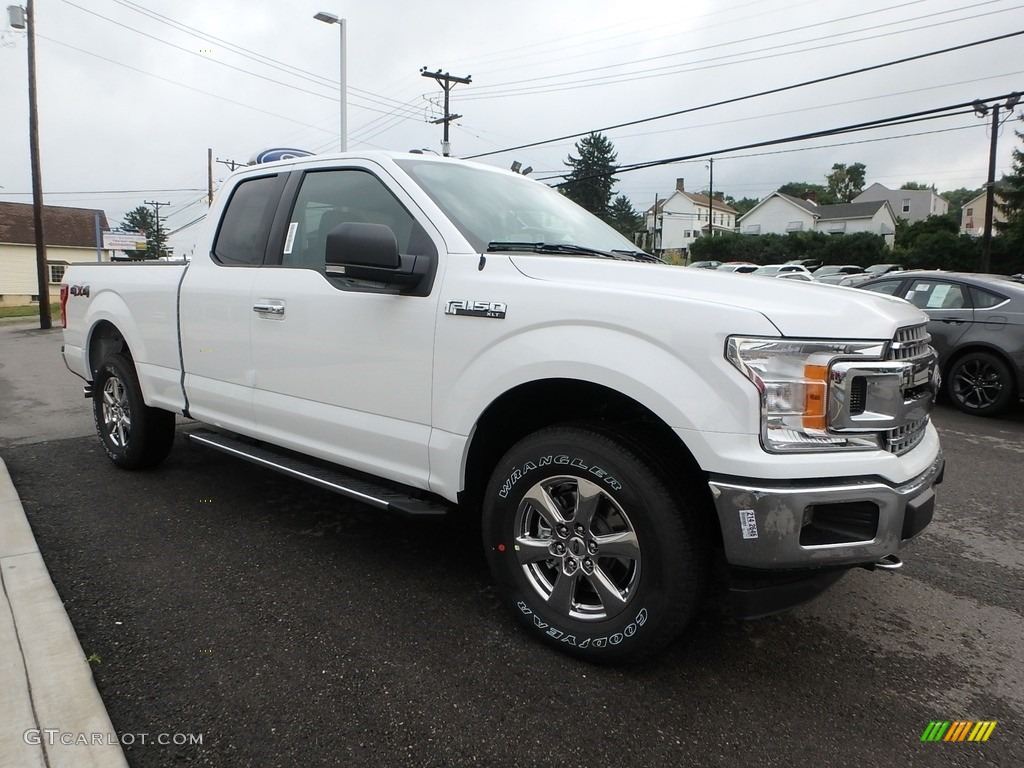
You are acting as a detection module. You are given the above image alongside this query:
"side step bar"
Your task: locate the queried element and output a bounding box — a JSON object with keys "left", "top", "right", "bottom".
{"left": 186, "top": 429, "right": 450, "bottom": 519}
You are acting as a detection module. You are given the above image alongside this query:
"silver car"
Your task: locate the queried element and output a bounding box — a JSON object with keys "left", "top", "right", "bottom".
{"left": 858, "top": 271, "right": 1024, "bottom": 416}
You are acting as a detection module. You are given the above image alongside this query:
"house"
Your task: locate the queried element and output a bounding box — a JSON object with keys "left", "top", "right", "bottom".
{"left": 960, "top": 190, "right": 1007, "bottom": 237}
{"left": 0, "top": 202, "right": 109, "bottom": 306}
{"left": 737, "top": 193, "right": 897, "bottom": 248}
{"left": 852, "top": 182, "right": 948, "bottom": 223}
{"left": 644, "top": 178, "right": 738, "bottom": 262}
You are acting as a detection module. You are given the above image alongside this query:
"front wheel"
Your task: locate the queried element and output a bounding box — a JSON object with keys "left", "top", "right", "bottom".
{"left": 483, "top": 426, "right": 707, "bottom": 662}
{"left": 92, "top": 352, "right": 175, "bottom": 469}
{"left": 946, "top": 351, "right": 1016, "bottom": 416}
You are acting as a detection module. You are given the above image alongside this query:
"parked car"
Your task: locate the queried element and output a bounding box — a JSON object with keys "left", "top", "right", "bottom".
{"left": 688, "top": 260, "right": 722, "bottom": 269}
{"left": 840, "top": 263, "right": 904, "bottom": 287}
{"left": 785, "top": 258, "right": 824, "bottom": 271}
{"left": 751, "top": 264, "right": 813, "bottom": 277}
{"left": 717, "top": 261, "right": 759, "bottom": 273}
{"left": 857, "top": 270, "right": 1024, "bottom": 416}
{"left": 815, "top": 265, "right": 865, "bottom": 278}
{"left": 776, "top": 272, "right": 815, "bottom": 281}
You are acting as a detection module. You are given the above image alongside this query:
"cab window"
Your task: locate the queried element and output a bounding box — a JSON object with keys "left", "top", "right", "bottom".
{"left": 213, "top": 175, "right": 283, "bottom": 266}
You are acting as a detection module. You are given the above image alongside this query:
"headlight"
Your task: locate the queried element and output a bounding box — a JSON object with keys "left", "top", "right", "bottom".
{"left": 726, "top": 337, "right": 886, "bottom": 453}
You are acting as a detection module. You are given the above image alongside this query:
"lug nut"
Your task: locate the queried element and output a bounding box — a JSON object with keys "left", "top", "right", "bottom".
{"left": 587, "top": 541, "right": 598, "bottom": 555}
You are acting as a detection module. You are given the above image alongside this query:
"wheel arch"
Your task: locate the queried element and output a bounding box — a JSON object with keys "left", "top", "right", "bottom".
{"left": 87, "top": 319, "right": 132, "bottom": 378}
{"left": 460, "top": 377, "right": 719, "bottom": 542}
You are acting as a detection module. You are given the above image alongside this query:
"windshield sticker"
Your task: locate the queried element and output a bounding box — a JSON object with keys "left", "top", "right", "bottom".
{"left": 283, "top": 222, "right": 298, "bottom": 255}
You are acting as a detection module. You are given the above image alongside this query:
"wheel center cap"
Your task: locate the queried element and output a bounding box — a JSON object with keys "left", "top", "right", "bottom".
{"left": 568, "top": 537, "right": 585, "bottom": 557}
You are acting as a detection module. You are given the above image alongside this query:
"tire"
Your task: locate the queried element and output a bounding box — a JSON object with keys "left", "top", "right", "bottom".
{"left": 482, "top": 425, "right": 707, "bottom": 663}
{"left": 946, "top": 351, "right": 1016, "bottom": 417}
{"left": 92, "top": 352, "right": 175, "bottom": 469}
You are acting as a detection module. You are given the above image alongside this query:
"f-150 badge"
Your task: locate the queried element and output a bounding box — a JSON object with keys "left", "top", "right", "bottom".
{"left": 445, "top": 300, "right": 507, "bottom": 319}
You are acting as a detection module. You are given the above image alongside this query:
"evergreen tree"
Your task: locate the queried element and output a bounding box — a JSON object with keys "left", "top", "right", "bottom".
{"left": 562, "top": 132, "right": 618, "bottom": 220}
{"left": 607, "top": 194, "right": 642, "bottom": 239}
{"left": 995, "top": 117, "right": 1024, "bottom": 247}
{"left": 120, "top": 205, "right": 168, "bottom": 259}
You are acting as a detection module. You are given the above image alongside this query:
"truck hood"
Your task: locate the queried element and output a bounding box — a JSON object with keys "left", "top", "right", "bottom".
{"left": 508, "top": 256, "right": 926, "bottom": 339}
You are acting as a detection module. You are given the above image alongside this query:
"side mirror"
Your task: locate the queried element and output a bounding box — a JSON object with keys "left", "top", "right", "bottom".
{"left": 324, "top": 221, "right": 432, "bottom": 292}
{"left": 325, "top": 222, "right": 400, "bottom": 270}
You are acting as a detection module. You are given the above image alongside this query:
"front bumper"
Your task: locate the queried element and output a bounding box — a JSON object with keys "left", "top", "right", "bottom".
{"left": 708, "top": 448, "right": 944, "bottom": 570}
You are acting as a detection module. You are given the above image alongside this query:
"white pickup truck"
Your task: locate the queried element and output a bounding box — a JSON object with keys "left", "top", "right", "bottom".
{"left": 61, "top": 151, "right": 944, "bottom": 661}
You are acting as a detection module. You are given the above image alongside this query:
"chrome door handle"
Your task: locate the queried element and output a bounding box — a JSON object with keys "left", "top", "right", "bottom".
{"left": 252, "top": 302, "right": 285, "bottom": 315}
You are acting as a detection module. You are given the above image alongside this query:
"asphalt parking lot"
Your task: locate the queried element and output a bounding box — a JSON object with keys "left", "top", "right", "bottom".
{"left": 2, "top": 323, "right": 1022, "bottom": 767}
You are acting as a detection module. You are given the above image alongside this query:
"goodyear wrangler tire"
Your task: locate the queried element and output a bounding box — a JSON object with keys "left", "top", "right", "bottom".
{"left": 92, "top": 353, "right": 175, "bottom": 470}
{"left": 483, "top": 425, "right": 706, "bottom": 662}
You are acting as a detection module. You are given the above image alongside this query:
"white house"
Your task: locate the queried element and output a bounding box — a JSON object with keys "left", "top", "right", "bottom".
{"left": 644, "top": 178, "right": 737, "bottom": 262}
{"left": 738, "top": 193, "right": 897, "bottom": 249}
{"left": 852, "top": 182, "right": 948, "bottom": 223}
{"left": 0, "top": 202, "right": 109, "bottom": 306}
{"left": 960, "top": 190, "right": 1007, "bottom": 237}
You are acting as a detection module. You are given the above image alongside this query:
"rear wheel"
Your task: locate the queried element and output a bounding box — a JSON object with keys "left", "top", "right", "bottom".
{"left": 947, "top": 351, "right": 1016, "bottom": 416}
{"left": 93, "top": 353, "right": 175, "bottom": 469}
{"left": 483, "top": 425, "right": 707, "bottom": 662}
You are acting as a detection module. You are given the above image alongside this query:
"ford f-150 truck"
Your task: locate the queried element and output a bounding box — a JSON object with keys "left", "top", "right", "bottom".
{"left": 61, "top": 151, "right": 944, "bottom": 661}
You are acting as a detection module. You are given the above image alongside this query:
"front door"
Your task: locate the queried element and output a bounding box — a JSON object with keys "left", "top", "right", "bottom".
{"left": 248, "top": 165, "right": 442, "bottom": 488}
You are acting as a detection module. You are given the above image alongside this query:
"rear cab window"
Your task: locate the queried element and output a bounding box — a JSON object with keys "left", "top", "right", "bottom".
{"left": 213, "top": 175, "right": 286, "bottom": 266}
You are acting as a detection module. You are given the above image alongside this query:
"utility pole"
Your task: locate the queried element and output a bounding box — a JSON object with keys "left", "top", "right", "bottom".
{"left": 216, "top": 157, "right": 245, "bottom": 172}
{"left": 207, "top": 148, "right": 214, "bottom": 207}
{"left": 420, "top": 67, "right": 471, "bottom": 156}
{"left": 707, "top": 156, "right": 714, "bottom": 240}
{"left": 11, "top": 1, "right": 50, "bottom": 328}
{"left": 144, "top": 200, "right": 169, "bottom": 259}
{"left": 974, "top": 92, "right": 1020, "bottom": 273}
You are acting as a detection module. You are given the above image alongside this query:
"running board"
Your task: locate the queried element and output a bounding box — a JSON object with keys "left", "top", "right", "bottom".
{"left": 186, "top": 429, "right": 450, "bottom": 519}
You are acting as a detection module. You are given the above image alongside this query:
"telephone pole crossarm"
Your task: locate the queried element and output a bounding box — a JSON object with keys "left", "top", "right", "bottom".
{"left": 420, "top": 67, "right": 472, "bottom": 156}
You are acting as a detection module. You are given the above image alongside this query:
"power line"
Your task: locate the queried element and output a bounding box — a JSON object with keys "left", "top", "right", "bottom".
{"left": 466, "top": 29, "right": 1024, "bottom": 160}
{"left": 541, "top": 93, "right": 1021, "bottom": 188}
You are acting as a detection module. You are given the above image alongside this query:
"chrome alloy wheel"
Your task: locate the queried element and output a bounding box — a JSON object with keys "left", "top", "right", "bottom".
{"left": 952, "top": 358, "right": 1003, "bottom": 410}
{"left": 101, "top": 375, "right": 132, "bottom": 448}
{"left": 513, "top": 475, "right": 641, "bottom": 622}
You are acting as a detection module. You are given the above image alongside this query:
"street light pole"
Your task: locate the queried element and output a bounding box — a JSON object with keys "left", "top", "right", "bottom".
{"left": 314, "top": 11, "right": 346, "bottom": 152}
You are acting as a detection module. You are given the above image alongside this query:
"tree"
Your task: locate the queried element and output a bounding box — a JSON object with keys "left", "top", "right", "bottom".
{"left": 726, "top": 196, "right": 759, "bottom": 217}
{"left": 562, "top": 132, "right": 618, "bottom": 220}
{"left": 778, "top": 181, "right": 828, "bottom": 204}
{"left": 995, "top": 117, "right": 1024, "bottom": 248}
{"left": 900, "top": 181, "right": 937, "bottom": 191}
{"left": 825, "top": 162, "right": 866, "bottom": 203}
{"left": 607, "top": 194, "right": 642, "bottom": 239}
{"left": 940, "top": 186, "right": 983, "bottom": 223}
{"left": 120, "top": 205, "right": 168, "bottom": 259}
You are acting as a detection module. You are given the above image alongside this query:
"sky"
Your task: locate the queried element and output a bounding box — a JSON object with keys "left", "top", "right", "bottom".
{"left": 1, "top": 0, "right": 1023, "bottom": 257}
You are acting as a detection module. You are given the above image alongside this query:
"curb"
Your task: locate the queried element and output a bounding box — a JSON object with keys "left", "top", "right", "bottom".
{"left": 0, "top": 457, "right": 129, "bottom": 768}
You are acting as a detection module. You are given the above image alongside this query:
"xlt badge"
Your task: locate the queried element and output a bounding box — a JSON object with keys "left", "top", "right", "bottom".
{"left": 445, "top": 300, "right": 507, "bottom": 319}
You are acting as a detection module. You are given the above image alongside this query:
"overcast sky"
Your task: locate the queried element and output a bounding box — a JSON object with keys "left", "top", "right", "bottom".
{"left": 2, "top": 0, "right": 1023, "bottom": 256}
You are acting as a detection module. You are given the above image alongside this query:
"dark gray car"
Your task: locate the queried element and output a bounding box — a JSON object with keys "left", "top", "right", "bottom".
{"left": 857, "top": 271, "right": 1024, "bottom": 416}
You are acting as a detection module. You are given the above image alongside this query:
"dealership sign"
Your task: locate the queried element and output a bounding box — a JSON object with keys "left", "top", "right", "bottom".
{"left": 103, "top": 231, "right": 147, "bottom": 251}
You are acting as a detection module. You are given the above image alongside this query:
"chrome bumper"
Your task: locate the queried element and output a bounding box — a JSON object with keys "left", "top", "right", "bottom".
{"left": 708, "top": 449, "right": 944, "bottom": 569}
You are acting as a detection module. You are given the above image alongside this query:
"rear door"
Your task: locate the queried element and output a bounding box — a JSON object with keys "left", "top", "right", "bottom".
{"left": 180, "top": 173, "right": 287, "bottom": 433}
{"left": 899, "top": 277, "right": 973, "bottom": 359}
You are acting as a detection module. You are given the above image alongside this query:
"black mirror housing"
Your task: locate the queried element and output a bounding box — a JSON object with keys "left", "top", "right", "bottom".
{"left": 325, "top": 222, "right": 400, "bottom": 269}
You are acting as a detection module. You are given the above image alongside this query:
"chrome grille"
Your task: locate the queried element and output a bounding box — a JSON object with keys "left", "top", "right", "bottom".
{"left": 884, "top": 323, "right": 933, "bottom": 455}
{"left": 885, "top": 418, "right": 928, "bottom": 455}
{"left": 889, "top": 323, "right": 931, "bottom": 361}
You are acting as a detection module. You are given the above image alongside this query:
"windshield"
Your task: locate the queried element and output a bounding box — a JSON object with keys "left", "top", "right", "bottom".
{"left": 396, "top": 158, "right": 642, "bottom": 255}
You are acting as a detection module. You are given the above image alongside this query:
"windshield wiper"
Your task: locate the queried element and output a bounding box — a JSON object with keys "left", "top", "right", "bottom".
{"left": 487, "top": 241, "right": 657, "bottom": 262}
{"left": 612, "top": 249, "right": 664, "bottom": 263}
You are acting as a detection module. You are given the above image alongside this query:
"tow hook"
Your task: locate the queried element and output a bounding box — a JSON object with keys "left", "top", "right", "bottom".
{"left": 861, "top": 554, "right": 903, "bottom": 571}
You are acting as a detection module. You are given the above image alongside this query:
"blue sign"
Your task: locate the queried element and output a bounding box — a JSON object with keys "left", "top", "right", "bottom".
{"left": 250, "top": 148, "right": 316, "bottom": 164}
